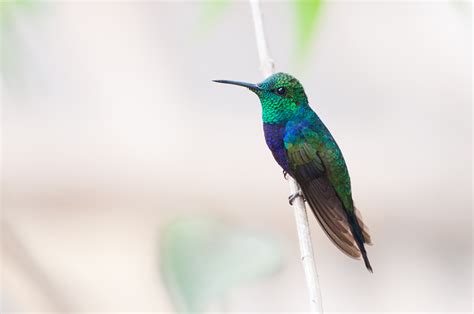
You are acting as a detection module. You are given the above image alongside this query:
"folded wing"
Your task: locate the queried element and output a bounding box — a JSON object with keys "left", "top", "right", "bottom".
{"left": 285, "top": 128, "right": 372, "bottom": 260}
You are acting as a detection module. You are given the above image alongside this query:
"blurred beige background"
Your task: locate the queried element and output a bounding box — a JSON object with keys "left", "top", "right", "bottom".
{"left": 1, "top": 1, "right": 472, "bottom": 313}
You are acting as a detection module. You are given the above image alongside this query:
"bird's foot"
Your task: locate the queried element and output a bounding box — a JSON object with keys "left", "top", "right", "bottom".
{"left": 283, "top": 170, "right": 289, "bottom": 180}
{"left": 288, "top": 190, "right": 305, "bottom": 205}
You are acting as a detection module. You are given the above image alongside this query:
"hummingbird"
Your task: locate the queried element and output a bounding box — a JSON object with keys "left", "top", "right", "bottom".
{"left": 214, "top": 72, "right": 373, "bottom": 272}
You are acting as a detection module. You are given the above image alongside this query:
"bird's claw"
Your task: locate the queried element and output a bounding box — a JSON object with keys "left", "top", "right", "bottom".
{"left": 283, "top": 170, "right": 289, "bottom": 180}
{"left": 288, "top": 190, "right": 305, "bottom": 205}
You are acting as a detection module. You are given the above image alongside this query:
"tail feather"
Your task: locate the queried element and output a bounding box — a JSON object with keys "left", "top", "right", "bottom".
{"left": 347, "top": 212, "right": 373, "bottom": 272}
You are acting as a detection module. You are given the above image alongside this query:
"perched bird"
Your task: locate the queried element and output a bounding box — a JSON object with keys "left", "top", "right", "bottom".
{"left": 214, "top": 72, "right": 373, "bottom": 272}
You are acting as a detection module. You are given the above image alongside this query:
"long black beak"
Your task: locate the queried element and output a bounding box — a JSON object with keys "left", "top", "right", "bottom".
{"left": 213, "top": 79, "right": 261, "bottom": 91}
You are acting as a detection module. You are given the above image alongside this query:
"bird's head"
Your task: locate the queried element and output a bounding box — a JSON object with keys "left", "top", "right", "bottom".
{"left": 214, "top": 72, "right": 308, "bottom": 124}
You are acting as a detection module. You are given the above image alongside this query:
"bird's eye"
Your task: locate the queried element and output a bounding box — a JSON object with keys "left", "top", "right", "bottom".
{"left": 276, "top": 87, "right": 287, "bottom": 96}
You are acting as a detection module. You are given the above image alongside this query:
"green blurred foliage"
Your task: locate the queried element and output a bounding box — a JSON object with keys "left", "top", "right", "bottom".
{"left": 295, "top": 0, "right": 323, "bottom": 59}
{"left": 1, "top": 0, "right": 38, "bottom": 77}
{"left": 200, "top": 0, "right": 324, "bottom": 65}
{"left": 0, "top": 0, "right": 35, "bottom": 24}
{"left": 160, "top": 217, "right": 283, "bottom": 312}
{"left": 199, "top": 0, "right": 230, "bottom": 33}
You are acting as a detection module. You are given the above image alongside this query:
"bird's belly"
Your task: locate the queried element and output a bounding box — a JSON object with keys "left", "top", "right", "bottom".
{"left": 263, "top": 123, "right": 290, "bottom": 172}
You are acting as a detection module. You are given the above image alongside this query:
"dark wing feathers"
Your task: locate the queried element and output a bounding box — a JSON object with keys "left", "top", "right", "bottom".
{"left": 300, "top": 169, "right": 362, "bottom": 258}
{"left": 285, "top": 128, "right": 372, "bottom": 262}
{"left": 355, "top": 207, "right": 372, "bottom": 245}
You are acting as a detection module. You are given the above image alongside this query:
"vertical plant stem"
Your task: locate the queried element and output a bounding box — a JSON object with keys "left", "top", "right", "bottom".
{"left": 248, "top": 0, "right": 323, "bottom": 312}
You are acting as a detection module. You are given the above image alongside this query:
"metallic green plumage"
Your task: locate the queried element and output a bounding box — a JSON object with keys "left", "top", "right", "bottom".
{"left": 214, "top": 72, "right": 373, "bottom": 272}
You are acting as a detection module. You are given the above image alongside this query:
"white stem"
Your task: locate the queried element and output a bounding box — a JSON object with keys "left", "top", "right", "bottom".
{"left": 288, "top": 177, "right": 323, "bottom": 313}
{"left": 249, "top": 0, "right": 274, "bottom": 77}
{"left": 249, "top": 1, "right": 323, "bottom": 312}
